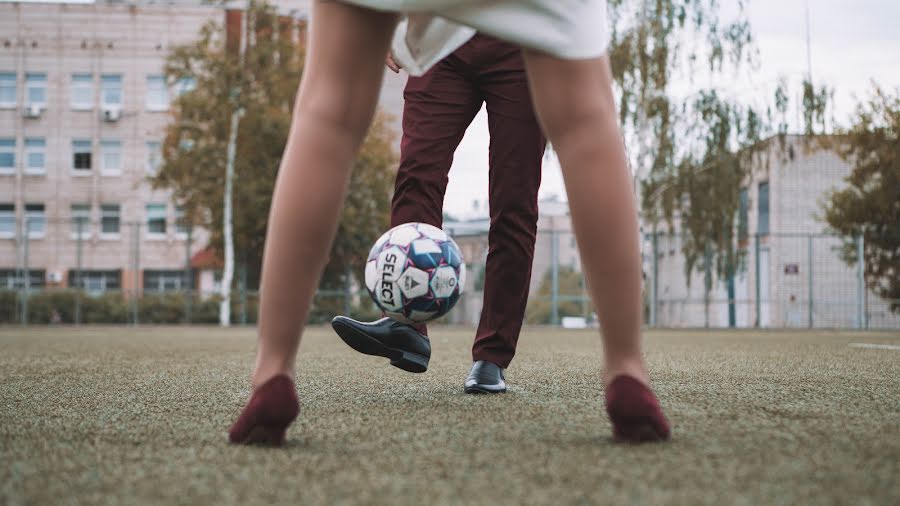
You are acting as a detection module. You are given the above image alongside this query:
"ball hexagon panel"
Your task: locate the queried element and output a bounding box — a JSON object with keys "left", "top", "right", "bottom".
{"left": 439, "top": 241, "right": 462, "bottom": 269}
{"left": 397, "top": 267, "right": 429, "bottom": 299}
{"left": 430, "top": 265, "right": 458, "bottom": 299}
{"left": 409, "top": 238, "right": 442, "bottom": 268}
{"left": 417, "top": 223, "right": 448, "bottom": 242}
{"left": 388, "top": 224, "right": 421, "bottom": 247}
{"left": 364, "top": 260, "right": 378, "bottom": 292}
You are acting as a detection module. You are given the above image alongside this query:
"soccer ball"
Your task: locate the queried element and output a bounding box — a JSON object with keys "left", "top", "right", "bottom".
{"left": 364, "top": 222, "right": 466, "bottom": 324}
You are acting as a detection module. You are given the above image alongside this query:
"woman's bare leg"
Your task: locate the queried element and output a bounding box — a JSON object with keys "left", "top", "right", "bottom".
{"left": 521, "top": 52, "right": 648, "bottom": 386}
{"left": 252, "top": 1, "right": 398, "bottom": 387}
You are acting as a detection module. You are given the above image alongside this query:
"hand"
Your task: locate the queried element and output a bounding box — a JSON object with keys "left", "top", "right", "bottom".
{"left": 385, "top": 52, "right": 402, "bottom": 73}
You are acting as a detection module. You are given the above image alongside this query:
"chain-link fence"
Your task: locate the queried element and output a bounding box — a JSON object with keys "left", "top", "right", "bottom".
{"left": 3, "top": 216, "right": 898, "bottom": 330}
{"left": 453, "top": 229, "right": 898, "bottom": 330}
{"left": 0, "top": 216, "right": 381, "bottom": 325}
{"left": 642, "top": 232, "right": 898, "bottom": 330}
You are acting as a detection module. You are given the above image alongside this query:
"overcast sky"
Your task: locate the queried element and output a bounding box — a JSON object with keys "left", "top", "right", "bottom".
{"left": 441, "top": 0, "right": 900, "bottom": 219}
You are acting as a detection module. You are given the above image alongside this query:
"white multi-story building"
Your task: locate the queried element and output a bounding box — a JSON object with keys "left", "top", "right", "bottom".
{"left": 648, "top": 135, "right": 899, "bottom": 329}
{"left": 0, "top": 0, "right": 406, "bottom": 303}
{"left": 0, "top": 0, "right": 234, "bottom": 296}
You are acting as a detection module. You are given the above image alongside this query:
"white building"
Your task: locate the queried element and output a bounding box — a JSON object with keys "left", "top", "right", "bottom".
{"left": 648, "top": 135, "right": 899, "bottom": 329}
{"left": 0, "top": 0, "right": 322, "bottom": 298}
{"left": 0, "top": 0, "right": 226, "bottom": 296}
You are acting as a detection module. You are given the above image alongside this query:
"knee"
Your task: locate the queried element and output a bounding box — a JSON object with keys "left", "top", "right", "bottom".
{"left": 539, "top": 98, "right": 613, "bottom": 149}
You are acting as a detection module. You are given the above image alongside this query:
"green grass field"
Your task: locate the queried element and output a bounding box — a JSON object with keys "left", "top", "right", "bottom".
{"left": 1, "top": 326, "right": 898, "bottom": 505}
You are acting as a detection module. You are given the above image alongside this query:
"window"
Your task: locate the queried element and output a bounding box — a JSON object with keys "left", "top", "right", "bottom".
{"left": 144, "top": 269, "right": 191, "bottom": 293}
{"left": 0, "top": 138, "right": 14, "bottom": 173}
{"left": 68, "top": 270, "right": 121, "bottom": 295}
{"left": 25, "top": 203, "right": 45, "bottom": 238}
{"left": 738, "top": 187, "right": 749, "bottom": 241}
{"left": 146, "top": 75, "right": 168, "bottom": 110}
{"left": 146, "top": 204, "right": 166, "bottom": 236}
{"left": 24, "top": 138, "right": 45, "bottom": 174}
{"left": 173, "top": 77, "right": 196, "bottom": 97}
{"left": 71, "top": 73, "right": 93, "bottom": 109}
{"left": 0, "top": 270, "right": 46, "bottom": 289}
{"left": 175, "top": 206, "right": 189, "bottom": 236}
{"left": 146, "top": 141, "right": 162, "bottom": 175}
{"left": 71, "top": 203, "right": 91, "bottom": 238}
{"left": 100, "top": 140, "right": 121, "bottom": 175}
{"left": 0, "top": 73, "right": 15, "bottom": 108}
{"left": 0, "top": 203, "right": 14, "bottom": 238}
{"left": 758, "top": 182, "right": 770, "bottom": 236}
{"left": 72, "top": 139, "right": 92, "bottom": 172}
{"left": 25, "top": 73, "right": 47, "bottom": 107}
{"left": 101, "top": 204, "right": 120, "bottom": 236}
{"left": 101, "top": 74, "right": 122, "bottom": 107}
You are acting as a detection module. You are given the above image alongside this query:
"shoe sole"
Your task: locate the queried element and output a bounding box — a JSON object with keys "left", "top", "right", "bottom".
{"left": 332, "top": 320, "right": 429, "bottom": 373}
{"left": 464, "top": 385, "right": 506, "bottom": 394}
{"left": 611, "top": 416, "right": 669, "bottom": 443}
{"left": 238, "top": 425, "right": 288, "bottom": 446}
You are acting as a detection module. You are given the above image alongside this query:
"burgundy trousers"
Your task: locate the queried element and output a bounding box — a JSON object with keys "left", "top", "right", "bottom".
{"left": 390, "top": 34, "right": 546, "bottom": 369}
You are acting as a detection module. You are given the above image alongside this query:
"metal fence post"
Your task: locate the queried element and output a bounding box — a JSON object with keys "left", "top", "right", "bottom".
{"left": 131, "top": 221, "right": 140, "bottom": 325}
{"left": 75, "top": 218, "right": 83, "bottom": 325}
{"left": 650, "top": 232, "right": 658, "bottom": 327}
{"left": 239, "top": 260, "right": 247, "bottom": 325}
{"left": 856, "top": 235, "right": 866, "bottom": 330}
{"left": 184, "top": 225, "right": 193, "bottom": 324}
{"left": 807, "top": 235, "right": 814, "bottom": 329}
{"left": 754, "top": 234, "right": 761, "bottom": 328}
{"left": 21, "top": 216, "right": 30, "bottom": 325}
{"left": 551, "top": 228, "right": 559, "bottom": 325}
{"left": 344, "top": 266, "right": 352, "bottom": 318}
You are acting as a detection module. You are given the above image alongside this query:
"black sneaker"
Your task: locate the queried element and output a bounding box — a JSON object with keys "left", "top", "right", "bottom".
{"left": 331, "top": 316, "right": 431, "bottom": 373}
{"left": 464, "top": 360, "right": 507, "bottom": 394}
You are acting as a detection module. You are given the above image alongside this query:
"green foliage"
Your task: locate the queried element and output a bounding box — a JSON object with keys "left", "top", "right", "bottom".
{"left": 153, "top": 0, "right": 395, "bottom": 291}
{"left": 802, "top": 79, "right": 833, "bottom": 135}
{"left": 823, "top": 86, "right": 900, "bottom": 313}
{"left": 643, "top": 91, "right": 764, "bottom": 289}
{"left": 611, "top": 1, "right": 766, "bottom": 295}
{"left": 525, "top": 266, "right": 589, "bottom": 324}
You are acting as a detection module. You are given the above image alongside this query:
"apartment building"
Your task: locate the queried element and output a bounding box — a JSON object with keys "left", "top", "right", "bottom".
{"left": 0, "top": 1, "right": 241, "bottom": 295}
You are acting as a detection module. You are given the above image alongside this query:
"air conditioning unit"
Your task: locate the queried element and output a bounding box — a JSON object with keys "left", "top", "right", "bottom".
{"left": 22, "top": 104, "right": 44, "bottom": 118}
{"left": 47, "top": 270, "right": 63, "bottom": 284}
{"left": 102, "top": 106, "right": 122, "bottom": 122}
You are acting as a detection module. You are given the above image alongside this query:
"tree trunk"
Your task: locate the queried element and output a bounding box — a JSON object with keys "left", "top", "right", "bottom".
{"left": 220, "top": 4, "right": 249, "bottom": 326}
{"left": 220, "top": 109, "right": 240, "bottom": 326}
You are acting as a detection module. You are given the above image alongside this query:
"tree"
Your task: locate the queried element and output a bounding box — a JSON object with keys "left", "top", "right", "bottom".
{"left": 823, "top": 85, "right": 900, "bottom": 313}
{"left": 154, "top": 1, "right": 396, "bottom": 308}
{"left": 610, "top": 1, "right": 767, "bottom": 324}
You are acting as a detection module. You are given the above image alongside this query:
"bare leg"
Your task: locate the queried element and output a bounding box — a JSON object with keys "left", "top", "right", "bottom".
{"left": 252, "top": 1, "right": 397, "bottom": 386}
{"left": 521, "top": 52, "right": 648, "bottom": 387}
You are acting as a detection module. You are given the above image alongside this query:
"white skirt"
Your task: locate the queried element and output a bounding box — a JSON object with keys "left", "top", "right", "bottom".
{"left": 339, "top": 0, "right": 611, "bottom": 76}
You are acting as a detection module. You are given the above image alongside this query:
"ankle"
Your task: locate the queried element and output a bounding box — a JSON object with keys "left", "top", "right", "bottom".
{"left": 251, "top": 361, "right": 294, "bottom": 389}
{"left": 602, "top": 357, "right": 649, "bottom": 387}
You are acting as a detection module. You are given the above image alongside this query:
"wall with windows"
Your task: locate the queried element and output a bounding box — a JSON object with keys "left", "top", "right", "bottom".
{"left": 646, "top": 135, "right": 899, "bottom": 329}
{"left": 0, "top": 1, "right": 220, "bottom": 293}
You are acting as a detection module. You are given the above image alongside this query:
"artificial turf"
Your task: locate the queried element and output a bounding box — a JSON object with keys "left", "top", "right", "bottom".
{"left": 1, "top": 326, "right": 898, "bottom": 505}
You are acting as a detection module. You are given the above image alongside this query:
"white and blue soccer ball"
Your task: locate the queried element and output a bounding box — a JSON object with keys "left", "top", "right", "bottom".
{"left": 365, "top": 222, "right": 466, "bottom": 324}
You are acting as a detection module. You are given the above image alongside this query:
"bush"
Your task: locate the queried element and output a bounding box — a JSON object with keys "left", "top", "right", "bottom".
{"left": 0, "top": 290, "right": 18, "bottom": 323}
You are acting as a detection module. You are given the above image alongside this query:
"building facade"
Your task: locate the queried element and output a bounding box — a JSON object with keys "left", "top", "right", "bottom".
{"left": 648, "top": 135, "right": 900, "bottom": 329}
{"left": 0, "top": 1, "right": 231, "bottom": 296}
